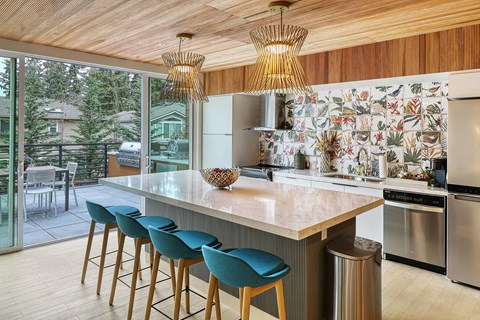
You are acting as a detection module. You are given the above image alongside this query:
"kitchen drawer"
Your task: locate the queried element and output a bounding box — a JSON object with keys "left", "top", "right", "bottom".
{"left": 311, "top": 180, "right": 345, "bottom": 192}
{"left": 273, "top": 176, "right": 311, "bottom": 187}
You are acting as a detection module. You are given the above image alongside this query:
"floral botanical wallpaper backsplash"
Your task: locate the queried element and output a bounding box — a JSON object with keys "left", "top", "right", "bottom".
{"left": 259, "top": 81, "right": 448, "bottom": 178}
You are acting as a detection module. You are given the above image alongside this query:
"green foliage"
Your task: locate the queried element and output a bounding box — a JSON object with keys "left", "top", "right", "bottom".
{"left": 409, "top": 83, "right": 422, "bottom": 95}
{"left": 404, "top": 148, "right": 422, "bottom": 163}
{"left": 0, "top": 59, "right": 11, "bottom": 98}
{"left": 426, "top": 103, "right": 442, "bottom": 114}
{"left": 24, "top": 59, "right": 56, "bottom": 151}
{"left": 387, "top": 132, "right": 404, "bottom": 146}
{"left": 387, "top": 150, "right": 397, "bottom": 162}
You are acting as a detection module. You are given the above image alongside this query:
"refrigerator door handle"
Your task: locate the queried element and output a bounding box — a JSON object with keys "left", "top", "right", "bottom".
{"left": 453, "top": 194, "right": 480, "bottom": 203}
{"left": 384, "top": 200, "right": 444, "bottom": 213}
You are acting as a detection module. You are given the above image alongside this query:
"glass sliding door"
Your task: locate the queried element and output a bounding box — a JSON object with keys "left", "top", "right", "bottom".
{"left": 147, "top": 77, "right": 190, "bottom": 173}
{"left": 0, "top": 56, "right": 21, "bottom": 252}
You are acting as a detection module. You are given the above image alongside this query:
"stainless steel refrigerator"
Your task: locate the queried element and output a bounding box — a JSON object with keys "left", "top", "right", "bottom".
{"left": 447, "top": 73, "right": 480, "bottom": 288}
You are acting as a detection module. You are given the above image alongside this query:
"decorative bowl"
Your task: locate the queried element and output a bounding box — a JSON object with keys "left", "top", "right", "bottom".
{"left": 200, "top": 168, "right": 241, "bottom": 188}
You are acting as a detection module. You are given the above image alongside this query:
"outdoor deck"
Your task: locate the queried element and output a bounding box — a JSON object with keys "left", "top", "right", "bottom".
{"left": 0, "top": 184, "right": 141, "bottom": 247}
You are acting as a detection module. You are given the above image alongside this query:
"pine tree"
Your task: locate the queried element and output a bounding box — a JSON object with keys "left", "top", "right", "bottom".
{"left": 72, "top": 69, "right": 111, "bottom": 179}
{"left": 43, "top": 60, "right": 69, "bottom": 102}
{"left": 24, "top": 58, "right": 56, "bottom": 159}
{"left": 0, "top": 59, "right": 11, "bottom": 98}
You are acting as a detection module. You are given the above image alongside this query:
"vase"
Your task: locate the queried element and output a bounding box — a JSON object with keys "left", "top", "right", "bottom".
{"left": 317, "top": 152, "right": 331, "bottom": 173}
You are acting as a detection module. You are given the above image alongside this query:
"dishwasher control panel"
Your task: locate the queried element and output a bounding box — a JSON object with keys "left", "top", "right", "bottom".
{"left": 383, "top": 189, "right": 445, "bottom": 207}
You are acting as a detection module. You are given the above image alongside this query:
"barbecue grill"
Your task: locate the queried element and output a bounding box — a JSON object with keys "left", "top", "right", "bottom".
{"left": 115, "top": 142, "right": 141, "bottom": 168}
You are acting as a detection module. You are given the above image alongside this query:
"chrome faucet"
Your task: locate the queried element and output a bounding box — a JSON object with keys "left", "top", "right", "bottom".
{"left": 356, "top": 147, "right": 369, "bottom": 176}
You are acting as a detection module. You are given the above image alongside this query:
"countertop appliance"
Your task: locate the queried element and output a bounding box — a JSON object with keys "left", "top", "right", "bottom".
{"left": 429, "top": 157, "right": 447, "bottom": 188}
{"left": 115, "top": 142, "right": 141, "bottom": 168}
{"left": 383, "top": 189, "right": 446, "bottom": 274}
{"left": 239, "top": 164, "right": 292, "bottom": 181}
{"left": 447, "top": 71, "right": 480, "bottom": 288}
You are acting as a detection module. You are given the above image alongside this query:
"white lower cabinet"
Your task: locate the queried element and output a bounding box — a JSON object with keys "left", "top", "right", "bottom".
{"left": 274, "top": 175, "right": 384, "bottom": 246}
{"left": 311, "top": 180, "right": 345, "bottom": 192}
{"left": 273, "top": 176, "right": 311, "bottom": 187}
{"left": 344, "top": 186, "right": 384, "bottom": 246}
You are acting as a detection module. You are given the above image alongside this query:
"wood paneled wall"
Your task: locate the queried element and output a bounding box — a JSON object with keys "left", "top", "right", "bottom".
{"left": 204, "top": 24, "right": 480, "bottom": 95}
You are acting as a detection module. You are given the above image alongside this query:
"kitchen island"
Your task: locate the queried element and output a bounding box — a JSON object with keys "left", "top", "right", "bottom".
{"left": 100, "top": 170, "right": 383, "bottom": 319}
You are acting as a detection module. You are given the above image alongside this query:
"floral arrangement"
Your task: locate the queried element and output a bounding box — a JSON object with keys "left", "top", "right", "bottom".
{"left": 316, "top": 131, "right": 338, "bottom": 153}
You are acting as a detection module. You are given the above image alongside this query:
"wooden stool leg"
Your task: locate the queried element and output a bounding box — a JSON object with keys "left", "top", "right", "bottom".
{"left": 169, "top": 259, "right": 176, "bottom": 297}
{"left": 81, "top": 220, "right": 96, "bottom": 283}
{"left": 215, "top": 280, "right": 222, "bottom": 320}
{"left": 145, "top": 251, "right": 161, "bottom": 320}
{"left": 117, "top": 227, "right": 123, "bottom": 269}
{"left": 204, "top": 273, "right": 216, "bottom": 320}
{"left": 242, "top": 287, "right": 252, "bottom": 320}
{"left": 135, "top": 239, "right": 143, "bottom": 281}
{"left": 150, "top": 242, "right": 154, "bottom": 267}
{"left": 96, "top": 223, "right": 111, "bottom": 295}
{"left": 174, "top": 259, "right": 185, "bottom": 320}
{"left": 109, "top": 231, "right": 125, "bottom": 305}
{"left": 239, "top": 288, "right": 244, "bottom": 317}
{"left": 185, "top": 265, "right": 190, "bottom": 314}
{"left": 127, "top": 238, "right": 143, "bottom": 320}
{"left": 275, "top": 280, "right": 286, "bottom": 320}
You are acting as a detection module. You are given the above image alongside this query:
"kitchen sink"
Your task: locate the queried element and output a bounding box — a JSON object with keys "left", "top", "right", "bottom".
{"left": 324, "top": 173, "right": 386, "bottom": 183}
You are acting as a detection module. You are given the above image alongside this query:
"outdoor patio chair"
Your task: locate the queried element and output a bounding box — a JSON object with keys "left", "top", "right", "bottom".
{"left": 23, "top": 169, "right": 57, "bottom": 221}
{"left": 56, "top": 162, "right": 78, "bottom": 206}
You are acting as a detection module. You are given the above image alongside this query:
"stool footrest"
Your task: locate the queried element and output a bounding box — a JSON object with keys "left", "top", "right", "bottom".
{"left": 88, "top": 249, "right": 134, "bottom": 268}
{"left": 117, "top": 267, "right": 171, "bottom": 290}
{"left": 151, "top": 287, "right": 213, "bottom": 320}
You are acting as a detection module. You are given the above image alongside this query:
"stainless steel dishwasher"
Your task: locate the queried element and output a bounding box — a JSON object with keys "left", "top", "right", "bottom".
{"left": 383, "top": 189, "right": 446, "bottom": 274}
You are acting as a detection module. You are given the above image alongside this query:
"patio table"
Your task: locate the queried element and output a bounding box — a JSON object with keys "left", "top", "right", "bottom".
{"left": 27, "top": 166, "right": 70, "bottom": 211}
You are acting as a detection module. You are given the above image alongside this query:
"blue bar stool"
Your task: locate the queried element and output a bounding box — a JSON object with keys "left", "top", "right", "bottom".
{"left": 145, "top": 226, "right": 222, "bottom": 320}
{"left": 202, "top": 246, "right": 291, "bottom": 320}
{"left": 81, "top": 200, "right": 141, "bottom": 295}
{"left": 110, "top": 213, "right": 176, "bottom": 320}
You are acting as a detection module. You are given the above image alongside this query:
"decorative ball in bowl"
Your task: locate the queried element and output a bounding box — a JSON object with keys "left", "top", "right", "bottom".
{"left": 200, "top": 168, "right": 241, "bottom": 188}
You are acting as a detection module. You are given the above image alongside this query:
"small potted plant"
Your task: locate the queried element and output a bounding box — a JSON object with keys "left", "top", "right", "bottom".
{"left": 24, "top": 156, "right": 34, "bottom": 170}
{"left": 316, "top": 131, "right": 338, "bottom": 173}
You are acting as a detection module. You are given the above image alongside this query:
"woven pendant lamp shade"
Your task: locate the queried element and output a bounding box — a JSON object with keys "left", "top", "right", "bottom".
{"left": 245, "top": 3, "right": 312, "bottom": 95}
{"left": 160, "top": 34, "right": 208, "bottom": 103}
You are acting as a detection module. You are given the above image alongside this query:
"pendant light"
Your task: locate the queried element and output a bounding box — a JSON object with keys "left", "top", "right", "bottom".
{"left": 245, "top": 1, "right": 312, "bottom": 95}
{"left": 160, "top": 33, "right": 208, "bottom": 103}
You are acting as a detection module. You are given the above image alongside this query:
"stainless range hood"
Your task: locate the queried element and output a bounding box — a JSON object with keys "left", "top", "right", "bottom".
{"left": 245, "top": 94, "right": 286, "bottom": 131}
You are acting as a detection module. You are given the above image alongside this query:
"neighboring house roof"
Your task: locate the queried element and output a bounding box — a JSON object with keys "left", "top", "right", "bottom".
{"left": 150, "top": 102, "right": 186, "bottom": 122}
{"left": 42, "top": 101, "right": 82, "bottom": 120}
{"left": 111, "top": 110, "right": 136, "bottom": 124}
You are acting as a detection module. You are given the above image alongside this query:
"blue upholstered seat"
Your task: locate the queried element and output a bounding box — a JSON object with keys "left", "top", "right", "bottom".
{"left": 86, "top": 200, "right": 140, "bottom": 224}
{"left": 148, "top": 227, "right": 221, "bottom": 260}
{"left": 114, "top": 212, "right": 176, "bottom": 239}
{"left": 110, "top": 213, "right": 177, "bottom": 320}
{"left": 201, "top": 246, "right": 290, "bottom": 288}
{"left": 81, "top": 200, "right": 141, "bottom": 296}
{"left": 145, "top": 227, "right": 222, "bottom": 320}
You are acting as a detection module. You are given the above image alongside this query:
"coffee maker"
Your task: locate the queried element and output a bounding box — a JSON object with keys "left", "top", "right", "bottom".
{"left": 430, "top": 157, "right": 447, "bottom": 188}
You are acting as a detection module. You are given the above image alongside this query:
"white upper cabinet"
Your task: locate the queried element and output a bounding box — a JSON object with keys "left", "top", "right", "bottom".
{"left": 449, "top": 71, "right": 480, "bottom": 98}
{"left": 203, "top": 95, "right": 233, "bottom": 135}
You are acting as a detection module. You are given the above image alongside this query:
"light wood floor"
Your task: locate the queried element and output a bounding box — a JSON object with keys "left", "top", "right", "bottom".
{"left": 1, "top": 234, "right": 480, "bottom": 320}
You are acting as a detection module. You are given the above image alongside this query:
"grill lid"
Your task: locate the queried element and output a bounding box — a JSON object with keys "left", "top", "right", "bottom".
{"left": 118, "top": 142, "right": 141, "bottom": 154}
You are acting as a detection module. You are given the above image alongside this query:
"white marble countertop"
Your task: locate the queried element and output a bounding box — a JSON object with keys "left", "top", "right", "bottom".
{"left": 100, "top": 170, "right": 384, "bottom": 240}
{"left": 274, "top": 169, "right": 448, "bottom": 196}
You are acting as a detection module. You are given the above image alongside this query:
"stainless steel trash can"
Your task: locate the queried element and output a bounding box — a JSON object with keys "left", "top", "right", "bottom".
{"left": 327, "top": 236, "right": 382, "bottom": 320}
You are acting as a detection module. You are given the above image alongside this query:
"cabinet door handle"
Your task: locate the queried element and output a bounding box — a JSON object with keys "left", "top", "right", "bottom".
{"left": 384, "top": 200, "right": 443, "bottom": 213}
{"left": 332, "top": 182, "right": 355, "bottom": 187}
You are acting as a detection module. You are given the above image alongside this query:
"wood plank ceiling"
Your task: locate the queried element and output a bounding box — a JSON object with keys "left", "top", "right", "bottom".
{"left": 1, "top": 0, "right": 480, "bottom": 72}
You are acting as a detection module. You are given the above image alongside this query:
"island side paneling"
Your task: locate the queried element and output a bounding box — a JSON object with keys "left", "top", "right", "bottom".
{"left": 146, "top": 198, "right": 356, "bottom": 319}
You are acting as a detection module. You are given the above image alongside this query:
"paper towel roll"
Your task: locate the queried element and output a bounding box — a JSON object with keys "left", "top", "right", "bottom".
{"left": 379, "top": 155, "right": 387, "bottom": 178}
